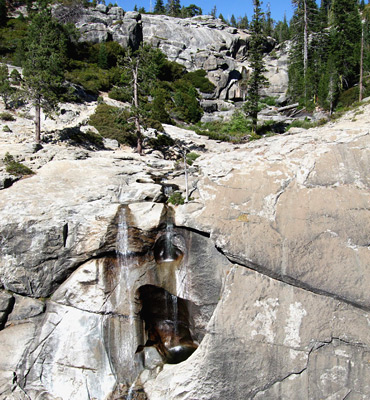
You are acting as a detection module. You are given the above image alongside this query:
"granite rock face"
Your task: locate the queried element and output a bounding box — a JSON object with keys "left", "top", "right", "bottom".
{"left": 55, "top": 4, "right": 288, "bottom": 102}
{"left": 0, "top": 101, "right": 370, "bottom": 399}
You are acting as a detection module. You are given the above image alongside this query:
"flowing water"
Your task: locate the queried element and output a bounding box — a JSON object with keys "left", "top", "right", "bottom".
{"left": 102, "top": 207, "right": 142, "bottom": 387}
{"left": 171, "top": 294, "right": 179, "bottom": 337}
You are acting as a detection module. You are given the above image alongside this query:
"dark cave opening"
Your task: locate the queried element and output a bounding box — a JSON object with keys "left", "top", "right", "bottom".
{"left": 138, "top": 285, "right": 198, "bottom": 364}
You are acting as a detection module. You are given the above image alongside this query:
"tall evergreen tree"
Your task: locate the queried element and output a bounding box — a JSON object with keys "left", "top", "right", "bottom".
{"left": 274, "top": 14, "right": 290, "bottom": 42}
{"left": 22, "top": 6, "right": 67, "bottom": 143}
{"left": 154, "top": 0, "right": 166, "bottom": 14}
{"left": 237, "top": 14, "right": 249, "bottom": 29}
{"left": 167, "top": 0, "right": 180, "bottom": 17}
{"left": 264, "top": 3, "right": 273, "bottom": 36}
{"left": 244, "top": 0, "right": 268, "bottom": 132}
{"left": 117, "top": 44, "right": 159, "bottom": 154}
{"left": 0, "top": 64, "right": 13, "bottom": 109}
{"left": 288, "top": 0, "right": 320, "bottom": 104}
{"left": 0, "top": 0, "right": 7, "bottom": 27}
{"left": 230, "top": 14, "right": 237, "bottom": 27}
{"left": 330, "top": 0, "right": 361, "bottom": 91}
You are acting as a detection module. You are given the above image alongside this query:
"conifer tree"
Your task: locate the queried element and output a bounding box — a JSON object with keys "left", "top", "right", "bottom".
{"left": 237, "top": 14, "right": 249, "bottom": 29}
{"left": 274, "top": 14, "right": 290, "bottom": 42}
{"left": 330, "top": 0, "right": 361, "bottom": 91}
{"left": 288, "top": 0, "right": 320, "bottom": 105}
{"left": 166, "top": 0, "right": 180, "bottom": 17}
{"left": 219, "top": 13, "right": 227, "bottom": 24}
{"left": 0, "top": 64, "right": 13, "bottom": 109}
{"left": 244, "top": 0, "right": 268, "bottom": 132}
{"left": 264, "top": 3, "right": 273, "bottom": 36}
{"left": 154, "top": 0, "right": 165, "bottom": 14}
{"left": 230, "top": 14, "right": 237, "bottom": 27}
{"left": 22, "top": 6, "right": 67, "bottom": 143}
{"left": 117, "top": 44, "right": 159, "bottom": 154}
{"left": 0, "top": 0, "right": 7, "bottom": 27}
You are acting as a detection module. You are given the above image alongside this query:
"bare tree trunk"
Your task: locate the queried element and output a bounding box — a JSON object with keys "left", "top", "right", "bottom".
{"left": 183, "top": 150, "right": 189, "bottom": 203}
{"left": 132, "top": 59, "right": 142, "bottom": 155}
{"left": 303, "top": 0, "right": 308, "bottom": 101}
{"left": 359, "top": 20, "right": 364, "bottom": 102}
{"left": 35, "top": 98, "right": 41, "bottom": 144}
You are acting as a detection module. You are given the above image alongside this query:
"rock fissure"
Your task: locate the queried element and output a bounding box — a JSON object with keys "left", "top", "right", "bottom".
{"left": 250, "top": 367, "right": 308, "bottom": 399}
{"left": 51, "top": 299, "right": 133, "bottom": 319}
{"left": 218, "top": 248, "right": 370, "bottom": 312}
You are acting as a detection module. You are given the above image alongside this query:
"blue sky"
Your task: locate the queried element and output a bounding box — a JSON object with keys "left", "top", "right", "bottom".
{"left": 114, "top": 1, "right": 314, "bottom": 23}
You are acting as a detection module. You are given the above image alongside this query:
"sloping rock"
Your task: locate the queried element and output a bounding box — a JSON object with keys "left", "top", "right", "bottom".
{"left": 0, "top": 100, "right": 369, "bottom": 399}
{"left": 175, "top": 106, "right": 370, "bottom": 310}
{"left": 144, "top": 266, "right": 370, "bottom": 399}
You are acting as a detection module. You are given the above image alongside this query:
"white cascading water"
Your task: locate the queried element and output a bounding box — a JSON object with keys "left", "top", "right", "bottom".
{"left": 171, "top": 294, "right": 179, "bottom": 337}
{"left": 164, "top": 219, "right": 174, "bottom": 261}
{"left": 116, "top": 207, "right": 138, "bottom": 378}
{"left": 102, "top": 207, "right": 142, "bottom": 395}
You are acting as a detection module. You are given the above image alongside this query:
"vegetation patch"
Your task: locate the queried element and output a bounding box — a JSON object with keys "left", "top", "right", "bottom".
{"left": 182, "top": 70, "right": 215, "bottom": 94}
{"left": 89, "top": 103, "right": 136, "bottom": 146}
{"left": 0, "top": 112, "right": 15, "bottom": 121}
{"left": 58, "top": 127, "right": 104, "bottom": 149}
{"left": 186, "top": 152, "right": 200, "bottom": 165}
{"left": 3, "top": 152, "right": 34, "bottom": 177}
{"left": 167, "top": 191, "right": 186, "bottom": 206}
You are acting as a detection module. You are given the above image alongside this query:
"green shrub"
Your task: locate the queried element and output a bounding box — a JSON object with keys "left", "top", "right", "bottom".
{"left": 183, "top": 69, "right": 215, "bottom": 93}
{"left": 89, "top": 103, "right": 136, "bottom": 146}
{"left": 10, "top": 69, "right": 22, "bottom": 84}
{"left": 146, "top": 133, "right": 175, "bottom": 151}
{"left": 287, "top": 119, "right": 315, "bottom": 130}
{"left": 3, "top": 152, "right": 34, "bottom": 176}
{"left": 0, "top": 112, "right": 15, "bottom": 121}
{"left": 2, "top": 124, "right": 11, "bottom": 132}
{"left": 186, "top": 152, "right": 200, "bottom": 165}
{"left": 144, "top": 118, "right": 164, "bottom": 132}
{"left": 167, "top": 192, "right": 185, "bottom": 205}
{"left": 172, "top": 82, "right": 203, "bottom": 123}
{"left": 0, "top": 18, "right": 28, "bottom": 62}
{"left": 108, "top": 86, "right": 131, "bottom": 102}
{"left": 65, "top": 62, "right": 120, "bottom": 95}
{"left": 58, "top": 127, "right": 104, "bottom": 148}
{"left": 260, "top": 96, "right": 277, "bottom": 106}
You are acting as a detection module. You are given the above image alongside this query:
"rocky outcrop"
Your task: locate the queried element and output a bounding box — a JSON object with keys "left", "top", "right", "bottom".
{"left": 0, "top": 99, "right": 369, "bottom": 399}
{"left": 54, "top": 5, "right": 288, "bottom": 103}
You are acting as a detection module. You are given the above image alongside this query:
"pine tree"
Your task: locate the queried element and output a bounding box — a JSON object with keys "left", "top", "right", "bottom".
{"left": 288, "top": 0, "right": 320, "bottom": 105}
{"left": 330, "top": 0, "right": 361, "bottom": 91}
{"left": 264, "top": 3, "right": 273, "bottom": 36}
{"left": 230, "top": 14, "right": 237, "bottom": 27}
{"left": 244, "top": 0, "right": 268, "bottom": 132}
{"left": 167, "top": 0, "right": 180, "bottom": 17}
{"left": 237, "top": 14, "right": 249, "bottom": 29}
{"left": 0, "top": 64, "right": 13, "bottom": 109}
{"left": 0, "top": 0, "right": 7, "bottom": 27}
{"left": 22, "top": 7, "right": 67, "bottom": 144}
{"left": 219, "top": 13, "right": 227, "bottom": 24}
{"left": 117, "top": 44, "right": 159, "bottom": 154}
{"left": 154, "top": 0, "right": 166, "bottom": 14}
{"left": 274, "top": 14, "right": 290, "bottom": 42}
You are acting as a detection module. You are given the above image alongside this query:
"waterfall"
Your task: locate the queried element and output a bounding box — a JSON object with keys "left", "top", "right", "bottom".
{"left": 164, "top": 219, "right": 174, "bottom": 261}
{"left": 117, "top": 208, "right": 135, "bottom": 323}
{"left": 102, "top": 206, "right": 142, "bottom": 388}
{"left": 171, "top": 294, "right": 178, "bottom": 337}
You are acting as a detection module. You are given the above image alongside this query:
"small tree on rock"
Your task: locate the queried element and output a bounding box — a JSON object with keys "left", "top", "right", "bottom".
{"left": 0, "top": 64, "right": 14, "bottom": 109}
{"left": 244, "top": 0, "right": 268, "bottom": 133}
{"left": 22, "top": 6, "right": 67, "bottom": 144}
{"left": 117, "top": 44, "right": 159, "bottom": 154}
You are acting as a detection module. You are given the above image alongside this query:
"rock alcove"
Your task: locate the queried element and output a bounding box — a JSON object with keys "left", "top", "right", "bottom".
{"left": 99, "top": 204, "right": 229, "bottom": 395}
{"left": 13, "top": 203, "right": 230, "bottom": 399}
